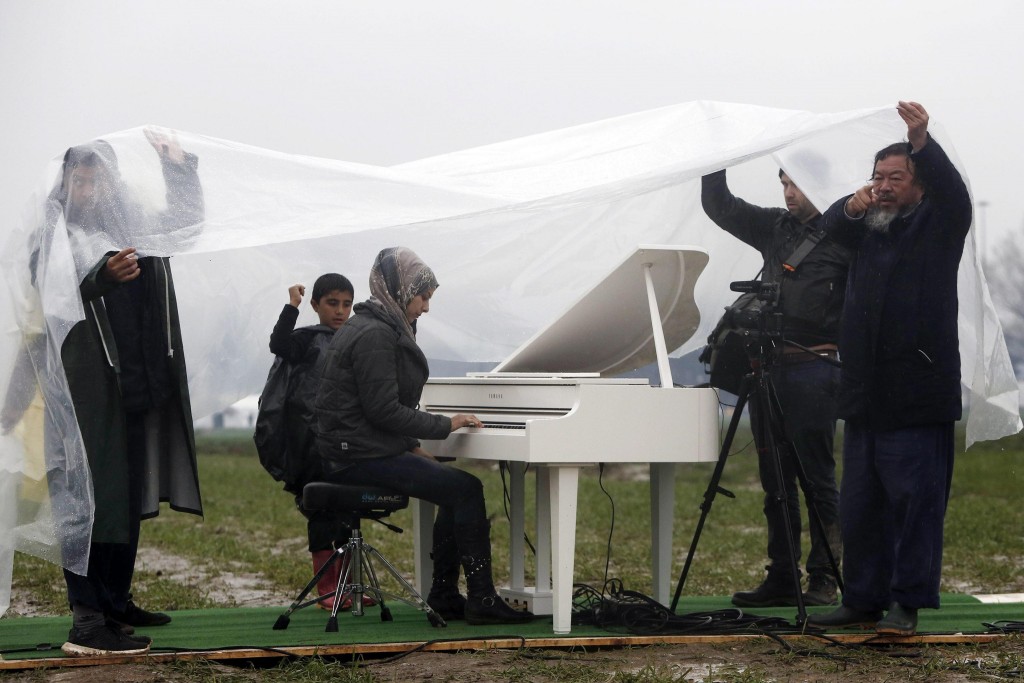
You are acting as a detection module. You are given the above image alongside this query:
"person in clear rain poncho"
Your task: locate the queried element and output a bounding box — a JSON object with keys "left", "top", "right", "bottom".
{"left": 2, "top": 130, "right": 206, "bottom": 656}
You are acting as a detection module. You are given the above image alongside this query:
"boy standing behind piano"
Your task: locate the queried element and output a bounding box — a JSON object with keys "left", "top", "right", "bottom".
{"left": 255, "top": 273, "right": 366, "bottom": 610}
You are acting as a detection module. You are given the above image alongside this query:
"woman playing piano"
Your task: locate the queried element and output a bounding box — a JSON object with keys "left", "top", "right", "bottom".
{"left": 314, "top": 246, "right": 532, "bottom": 626}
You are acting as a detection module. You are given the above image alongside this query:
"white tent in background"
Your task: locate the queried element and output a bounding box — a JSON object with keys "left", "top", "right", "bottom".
{"left": 0, "top": 101, "right": 1019, "bottom": 617}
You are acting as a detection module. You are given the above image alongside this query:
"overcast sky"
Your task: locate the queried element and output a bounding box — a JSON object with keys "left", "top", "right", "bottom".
{"left": 2, "top": 0, "right": 1021, "bottom": 255}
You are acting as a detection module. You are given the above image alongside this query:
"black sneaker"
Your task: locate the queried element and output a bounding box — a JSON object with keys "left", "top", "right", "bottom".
{"left": 109, "top": 599, "right": 171, "bottom": 627}
{"left": 106, "top": 620, "right": 153, "bottom": 646}
{"left": 62, "top": 623, "right": 151, "bottom": 657}
{"left": 731, "top": 576, "right": 800, "bottom": 607}
{"left": 106, "top": 616, "right": 135, "bottom": 635}
{"left": 803, "top": 574, "right": 838, "bottom": 606}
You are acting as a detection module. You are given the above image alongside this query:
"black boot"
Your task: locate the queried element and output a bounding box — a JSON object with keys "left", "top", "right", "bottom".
{"left": 875, "top": 601, "right": 918, "bottom": 635}
{"left": 731, "top": 570, "right": 800, "bottom": 607}
{"left": 457, "top": 520, "right": 533, "bottom": 626}
{"left": 426, "top": 529, "right": 467, "bottom": 620}
{"left": 806, "top": 604, "right": 883, "bottom": 629}
{"left": 803, "top": 573, "right": 838, "bottom": 606}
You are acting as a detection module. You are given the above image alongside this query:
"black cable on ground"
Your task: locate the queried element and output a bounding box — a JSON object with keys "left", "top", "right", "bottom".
{"left": 984, "top": 620, "right": 1024, "bottom": 633}
{"left": 571, "top": 580, "right": 800, "bottom": 636}
{"left": 0, "top": 643, "right": 60, "bottom": 656}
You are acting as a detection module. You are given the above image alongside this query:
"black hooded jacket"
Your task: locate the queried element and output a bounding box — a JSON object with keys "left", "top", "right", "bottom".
{"left": 702, "top": 171, "right": 855, "bottom": 346}
{"left": 315, "top": 301, "right": 450, "bottom": 471}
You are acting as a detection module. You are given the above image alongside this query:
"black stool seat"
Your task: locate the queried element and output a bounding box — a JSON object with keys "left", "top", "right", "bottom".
{"left": 302, "top": 482, "right": 409, "bottom": 513}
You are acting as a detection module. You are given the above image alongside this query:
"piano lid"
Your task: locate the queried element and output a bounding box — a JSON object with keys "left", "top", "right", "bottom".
{"left": 493, "top": 245, "right": 708, "bottom": 376}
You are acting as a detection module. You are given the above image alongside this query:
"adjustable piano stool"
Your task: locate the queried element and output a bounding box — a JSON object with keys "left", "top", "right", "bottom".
{"left": 273, "top": 483, "right": 447, "bottom": 631}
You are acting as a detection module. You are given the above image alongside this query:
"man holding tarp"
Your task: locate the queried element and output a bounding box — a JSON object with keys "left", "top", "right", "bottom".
{"left": 808, "top": 102, "right": 972, "bottom": 636}
{"left": 702, "top": 167, "right": 850, "bottom": 608}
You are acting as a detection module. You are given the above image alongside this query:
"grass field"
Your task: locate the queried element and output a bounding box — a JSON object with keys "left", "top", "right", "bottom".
{"left": 12, "top": 423, "right": 1024, "bottom": 617}
{"left": 8, "top": 423, "right": 1024, "bottom": 682}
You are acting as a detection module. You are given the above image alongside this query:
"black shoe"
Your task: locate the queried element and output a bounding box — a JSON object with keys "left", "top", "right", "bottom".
{"left": 106, "top": 616, "right": 135, "bottom": 635}
{"left": 62, "top": 623, "right": 151, "bottom": 657}
{"left": 427, "top": 588, "right": 467, "bottom": 620}
{"left": 109, "top": 599, "right": 171, "bottom": 627}
{"left": 731, "top": 576, "right": 800, "bottom": 607}
{"left": 875, "top": 602, "right": 918, "bottom": 635}
{"left": 107, "top": 621, "right": 153, "bottom": 646}
{"left": 803, "top": 574, "right": 838, "bottom": 606}
{"left": 465, "top": 593, "right": 534, "bottom": 625}
{"left": 104, "top": 617, "right": 156, "bottom": 642}
{"left": 806, "top": 605, "right": 883, "bottom": 630}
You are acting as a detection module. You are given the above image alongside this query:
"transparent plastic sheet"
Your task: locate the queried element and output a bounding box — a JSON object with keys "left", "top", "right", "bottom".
{"left": 0, "top": 102, "right": 1018, "bottom": 617}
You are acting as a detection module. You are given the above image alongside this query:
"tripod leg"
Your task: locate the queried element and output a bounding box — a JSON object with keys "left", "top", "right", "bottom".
{"left": 329, "top": 544, "right": 356, "bottom": 619}
{"left": 782, "top": 427, "right": 844, "bottom": 595}
{"left": 362, "top": 544, "right": 448, "bottom": 627}
{"left": 756, "top": 373, "right": 809, "bottom": 623}
{"left": 273, "top": 547, "right": 345, "bottom": 629}
{"left": 670, "top": 373, "right": 751, "bottom": 613}
{"left": 761, "top": 367, "right": 843, "bottom": 595}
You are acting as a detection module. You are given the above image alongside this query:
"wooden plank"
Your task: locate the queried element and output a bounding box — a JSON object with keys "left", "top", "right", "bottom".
{"left": 0, "top": 631, "right": 1009, "bottom": 671}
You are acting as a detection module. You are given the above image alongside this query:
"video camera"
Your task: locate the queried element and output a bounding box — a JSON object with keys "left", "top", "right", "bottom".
{"left": 700, "top": 279, "right": 784, "bottom": 394}
{"left": 723, "top": 280, "right": 781, "bottom": 334}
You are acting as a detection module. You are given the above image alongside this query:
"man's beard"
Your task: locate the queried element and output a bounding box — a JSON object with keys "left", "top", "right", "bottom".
{"left": 865, "top": 206, "right": 897, "bottom": 233}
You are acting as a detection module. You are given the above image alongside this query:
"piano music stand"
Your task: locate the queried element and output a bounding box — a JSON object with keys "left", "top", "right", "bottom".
{"left": 669, "top": 302, "right": 843, "bottom": 627}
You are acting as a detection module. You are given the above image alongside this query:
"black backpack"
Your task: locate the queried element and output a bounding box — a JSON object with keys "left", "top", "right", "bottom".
{"left": 253, "top": 328, "right": 332, "bottom": 493}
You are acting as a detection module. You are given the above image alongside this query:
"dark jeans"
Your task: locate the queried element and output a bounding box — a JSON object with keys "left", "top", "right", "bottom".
{"left": 840, "top": 421, "right": 954, "bottom": 611}
{"left": 748, "top": 356, "right": 842, "bottom": 580}
{"left": 327, "top": 452, "right": 488, "bottom": 558}
{"left": 64, "top": 412, "right": 144, "bottom": 614}
{"left": 295, "top": 493, "right": 353, "bottom": 552}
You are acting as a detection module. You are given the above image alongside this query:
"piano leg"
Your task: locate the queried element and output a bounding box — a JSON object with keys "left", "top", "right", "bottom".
{"left": 413, "top": 463, "right": 576, "bottom": 632}
{"left": 508, "top": 462, "right": 527, "bottom": 592}
{"left": 548, "top": 465, "right": 580, "bottom": 634}
{"left": 535, "top": 466, "right": 551, "bottom": 599}
{"left": 500, "top": 464, "right": 553, "bottom": 616}
{"left": 412, "top": 498, "right": 435, "bottom": 596}
{"left": 649, "top": 462, "right": 676, "bottom": 607}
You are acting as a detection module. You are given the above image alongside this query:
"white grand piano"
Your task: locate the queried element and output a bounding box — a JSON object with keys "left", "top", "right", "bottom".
{"left": 417, "top": 245, "right": 720, "bottom": 634}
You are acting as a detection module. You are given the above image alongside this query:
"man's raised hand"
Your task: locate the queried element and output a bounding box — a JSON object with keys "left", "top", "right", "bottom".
{"left": 897, "top": 101, "right": 929, "bottom": 152}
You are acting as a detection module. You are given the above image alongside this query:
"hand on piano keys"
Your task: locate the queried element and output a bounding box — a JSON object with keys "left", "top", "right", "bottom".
{"left": 449, "top": 413, "right": 482, "bottom": 432}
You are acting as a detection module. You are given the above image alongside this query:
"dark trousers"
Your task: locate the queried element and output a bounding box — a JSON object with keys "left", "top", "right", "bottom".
{"left": 296, "top": 493, "right": 353, "bottom": 552}
{"left": 749, "top": 357, "right": 842, "bottom": 580}
{"left": 64, "top": 412, "right": 145, "bottom": 614}
{"left": 840, "top": 421, "right": 954, "bottom": 610}
{"left": 327, "top": 452, "right": 488, "bottom": 560}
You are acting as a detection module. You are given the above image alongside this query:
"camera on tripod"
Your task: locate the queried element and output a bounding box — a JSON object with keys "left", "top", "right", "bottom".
{"left": 699, "top": 278, "right": 783, "bottom": 394}
{"left": 724, "top": 280, "right": 782, "bottom": 339}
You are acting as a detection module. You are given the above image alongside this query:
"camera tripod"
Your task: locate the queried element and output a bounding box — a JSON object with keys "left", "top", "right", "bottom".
{"left": 670, "top": 335, "right": 843, "bottom": 626}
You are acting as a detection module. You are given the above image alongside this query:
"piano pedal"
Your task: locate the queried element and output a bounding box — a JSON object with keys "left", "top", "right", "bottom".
{"left": 499, "top": 587, "right": 553, "bottom": 616}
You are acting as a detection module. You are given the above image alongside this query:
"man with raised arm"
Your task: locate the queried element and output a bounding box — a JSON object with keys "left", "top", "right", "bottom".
{"left": 702, "top": 163, "right": 851, "bottom": 608}
{"left": 808, "top": 102, "right": 972, "bottom": 635}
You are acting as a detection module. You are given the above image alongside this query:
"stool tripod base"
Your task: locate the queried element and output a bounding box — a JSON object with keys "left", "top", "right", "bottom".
{"left": 274, "top": 529, "right": 447, "bottom": 630}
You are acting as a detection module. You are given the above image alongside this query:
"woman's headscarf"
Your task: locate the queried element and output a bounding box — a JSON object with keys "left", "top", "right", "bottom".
{"left": 367, "top": 246, "right": 439, "bottom": 338}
